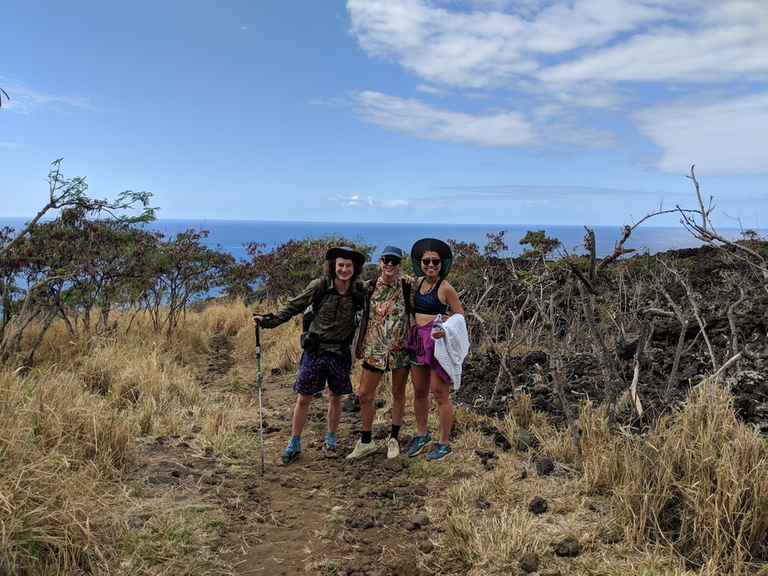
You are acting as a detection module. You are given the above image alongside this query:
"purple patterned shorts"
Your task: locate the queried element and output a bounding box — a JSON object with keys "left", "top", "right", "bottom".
{"left": 294, "top": 350, "right": 353, "bottom": 396}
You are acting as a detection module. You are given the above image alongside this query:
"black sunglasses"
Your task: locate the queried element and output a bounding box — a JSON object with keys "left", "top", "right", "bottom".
{"left": 382, "top": 256, "right": 401, "bottom": 265}
{"left": 421, "top": 258, "right": 441, "bottom": 266}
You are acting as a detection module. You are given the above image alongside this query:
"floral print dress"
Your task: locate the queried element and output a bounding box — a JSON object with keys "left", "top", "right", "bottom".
{"left": 362, "top": 277, "right": 410, "bottom": 370}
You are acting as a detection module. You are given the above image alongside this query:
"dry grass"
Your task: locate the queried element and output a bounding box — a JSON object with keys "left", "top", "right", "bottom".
{"left": 440, "top": 378, "right": 768, "bottom": 575}
{"left": 0, "top": 311, "right": 240, "bottom": 574}
{"left": 607, "top": 382, "right": 768, "bottom": 573}
{"left": 0, "top": 367, "right": 130, "bottom": 573}
{"left": 2, "top": 302, "right": 766, "bottom": 575}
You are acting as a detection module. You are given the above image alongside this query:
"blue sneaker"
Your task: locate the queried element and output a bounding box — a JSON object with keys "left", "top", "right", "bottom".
{"left": 407, "top": 432, "right": 432, "bottom": 457}
{"left": 323, "top": 432, "right": 338, "bottom": 458}
{"left": 278, "top": 450, "right": 301, "bottom": 466}
{"left": 427, "top": 442, "right": 452, "bottom": 460}
{"left": 279, "top": 436, "right": 302, "bottom": 465}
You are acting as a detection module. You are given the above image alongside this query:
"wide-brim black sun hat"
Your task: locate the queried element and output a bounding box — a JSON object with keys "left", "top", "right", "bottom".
{"left": 325, "top": 246, "right": 366, "bottom": 267}
{"left": 411, "top": 238, "right": 452, "bottom": 277}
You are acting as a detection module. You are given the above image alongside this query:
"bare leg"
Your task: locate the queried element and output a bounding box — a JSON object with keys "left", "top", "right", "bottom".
{"left": 411, "top": 364, "right": 431, "bottom": 436}
{"left": 430, "top": 372, "right": 453, "bottom": 444}
{"left": 390, "top": 365, "right": 410, "bottom": 427}
{"left": 358, "top": 368, "right": 384, "bottom": 432}
{"left": 292, "top": 393, "right": 313, "bottom": 437}
{"left": 327, "top": 390, "right": 343, "bottom": 433}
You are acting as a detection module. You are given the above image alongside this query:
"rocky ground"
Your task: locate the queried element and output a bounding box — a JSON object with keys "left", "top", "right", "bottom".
{"left": 123, "top": 339, "right": 767, "bottom": 575}
{"left": 126, "top": 337, "right": 470, "bottom": 576}
{"left": 123, "top": 244, "right": 768, "bottom": 575}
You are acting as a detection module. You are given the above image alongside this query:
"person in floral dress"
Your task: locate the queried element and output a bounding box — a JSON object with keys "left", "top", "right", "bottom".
{"left": 347, "top": 246, "right": 412, "bottom": 460}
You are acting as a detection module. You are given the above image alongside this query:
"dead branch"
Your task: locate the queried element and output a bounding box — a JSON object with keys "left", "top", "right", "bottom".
{"left": 489, "top": 341, "right": 513, "bottom": 405}
{"left": 628, "top": 319, "right": 653, "bottom": 418}
{"left": 657, "top": 287, "right": 692, "bottom": 401}
{"left": 727, "top": 285, "right": 747, "bottom": 359}
{"left": 678, "top": 166, "right": 768, "bottom": 283}
{"left": 469, "top": 309, "right": 517, "bottom": 403}
{"left": 660, "top": 261, "right": 718, "bottom": 372}
{"left": 596, "top": 225, "right": 636, "bottom": 270}
{"left": 566, "top": 256, "right": 599, "bottom": 295}
{"left": 644, "top": 307, "right": 676, "bottom": 318}
{"left": 710, "top": 351, "right": 744, "bottom": 383}
{"left": 595, "top": 205, "right": 681, "bottom": 273}
{"left": 584, "top": 227, "right": 597, "bottom": 283}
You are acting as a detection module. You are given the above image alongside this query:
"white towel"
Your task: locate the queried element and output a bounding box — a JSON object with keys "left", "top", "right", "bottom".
{"left": 433, "top": 314, "right": 470, "bottom": 390}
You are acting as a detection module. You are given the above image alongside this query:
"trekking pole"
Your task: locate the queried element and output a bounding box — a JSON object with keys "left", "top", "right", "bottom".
{"left": 253, "top": 314, "right": 265, "bottom": 474}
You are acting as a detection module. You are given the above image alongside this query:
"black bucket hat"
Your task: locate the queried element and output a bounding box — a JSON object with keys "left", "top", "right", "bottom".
{"left": 325, "top": 246, "right": 366, "bottom": 267}
{"left": 411, "top": 238, "right": 452, "bottom": 277}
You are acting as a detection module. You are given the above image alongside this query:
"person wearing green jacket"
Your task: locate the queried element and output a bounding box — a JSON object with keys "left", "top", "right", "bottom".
{"left": 252, "top": 246, "right": 366, "bottom": 466}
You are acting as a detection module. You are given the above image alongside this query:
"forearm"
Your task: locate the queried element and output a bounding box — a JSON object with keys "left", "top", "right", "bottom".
{"left": 260, "top": 281, "right": 317, "bottom": 328}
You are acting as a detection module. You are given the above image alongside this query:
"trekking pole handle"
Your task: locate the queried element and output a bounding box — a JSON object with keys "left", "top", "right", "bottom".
{"left": 252, "top": 313, "right": 261, "bottom": 358}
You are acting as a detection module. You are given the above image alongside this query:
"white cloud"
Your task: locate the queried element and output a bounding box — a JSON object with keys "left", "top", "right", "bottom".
{"left": 332, "top": 194, "right": 411, "bottom": 209}
{"left": 345, "top": 0, "right": 768, "bottom": 176}
{"left": 539, "top": 20, "right": 768, "bottom": 85}
{"left": 348, "top": 89, "right": 617, "bottom": 147}
{"left": 415, "top": 83, "right": 445, "bottom": 95}
{"left": 0, "top": 78, "right": 94, "bottom": 114}
{"left": 351, "top": 90, "right": 535, "bottom": 146}
{"left": 347, "top": 0, "right": 677, "bottom": 89}
{"left": 436, "top": 183, "right": 686, "bottom": 200}
{"left": 631, "top": 92, "right": 768, "bottom": 175}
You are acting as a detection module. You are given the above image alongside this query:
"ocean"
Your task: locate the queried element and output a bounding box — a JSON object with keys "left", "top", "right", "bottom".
{"left": 2, "top": 217, "right": 740, "bottom": 262}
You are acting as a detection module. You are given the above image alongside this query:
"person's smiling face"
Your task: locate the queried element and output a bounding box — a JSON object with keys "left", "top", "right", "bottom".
{"left": 335, "top": 257, "right": 354, "bottom": 283}
{"left": 380, "top": 255, "right": 401, "bottom": 283}
{"left": 420, "top": 251, "right": 441, "bottom": 279}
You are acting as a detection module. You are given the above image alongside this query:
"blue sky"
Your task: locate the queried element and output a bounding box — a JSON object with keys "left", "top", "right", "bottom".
{"left": 2, "top": 0, "right": 766, "bottom": 229}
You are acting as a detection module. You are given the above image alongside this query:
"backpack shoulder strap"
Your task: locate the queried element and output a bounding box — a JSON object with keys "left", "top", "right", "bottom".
{"left": 401, "top": 278, "right": 412, "bottom": 316}
{"left": 312, "top": 275, "right": 329, "bottom": 312}
{"left": 363, "top": 279, "right": 375, "bottom": 308}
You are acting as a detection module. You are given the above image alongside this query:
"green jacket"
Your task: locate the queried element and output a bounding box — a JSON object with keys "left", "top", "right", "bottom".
{"left": 260, "top": 277, "right": 362, "bottom": 356}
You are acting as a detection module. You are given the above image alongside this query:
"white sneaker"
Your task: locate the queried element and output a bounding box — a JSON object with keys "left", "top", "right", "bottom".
{"left": 346, "top": 439, "right": 377, "bottom": 459}
{"left": 387, "top": 438, "right": 400, "bottom": 459}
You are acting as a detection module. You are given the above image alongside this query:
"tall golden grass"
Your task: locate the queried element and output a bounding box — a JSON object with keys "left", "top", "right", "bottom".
{"left": 608, "top": 382, "right": 768, "bottom": 573}
{"left": 2, "top": 300, "right": 766, "bottom": 574}
{"left": 0, "top": 302, "right": 259, "bottom": 573}
{"left": 0, "top": 367, "right": 130, "bottom": 573}
{"left": 444, "top": 381, "right": 768, "bottom": 575}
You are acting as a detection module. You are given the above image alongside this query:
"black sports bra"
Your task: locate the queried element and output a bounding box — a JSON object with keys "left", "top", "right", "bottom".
{"left": 412, "top": 278, "right": 448, "bottom": 315}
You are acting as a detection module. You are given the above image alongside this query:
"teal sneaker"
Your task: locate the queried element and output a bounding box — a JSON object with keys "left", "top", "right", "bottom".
{"left": 427, "top": 442, "right": 452, "bottom": 460}
{"left": 407, "top": 432, "right": 432, "bottom": 457}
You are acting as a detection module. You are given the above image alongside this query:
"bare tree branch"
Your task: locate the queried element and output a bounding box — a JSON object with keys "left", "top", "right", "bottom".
{"left": 678, "top": 166, "right": 768, "bottom": 282}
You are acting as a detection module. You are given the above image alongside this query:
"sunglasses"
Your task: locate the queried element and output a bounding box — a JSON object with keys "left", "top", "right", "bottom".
{"left": 382, "top": 256, "right": 401, "bottom": 266}
{"left": 421, "top": 258, "right": 441, "bottom": 266}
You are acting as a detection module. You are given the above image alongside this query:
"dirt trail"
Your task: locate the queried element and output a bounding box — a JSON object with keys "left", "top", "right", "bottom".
{"left": 127, "top": 335, "right": 468, "bottom": 575}
{"left": 221, "top": 368, "right": 459, "bottom": 576}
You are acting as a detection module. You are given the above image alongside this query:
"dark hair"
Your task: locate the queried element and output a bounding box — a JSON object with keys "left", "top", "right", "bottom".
{"left": 323, "top": 258, "right": 363, "bottom": 283}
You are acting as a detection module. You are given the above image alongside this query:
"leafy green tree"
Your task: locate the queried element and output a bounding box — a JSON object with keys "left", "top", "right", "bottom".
{"left": 519, "top": 230, "right": 561, "bottom": 261}
{"left": 0, "top": 161, "right": 156, "bottom": 364}
{"left": 142, "top": 229, "right": 235, "bottom": 336}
